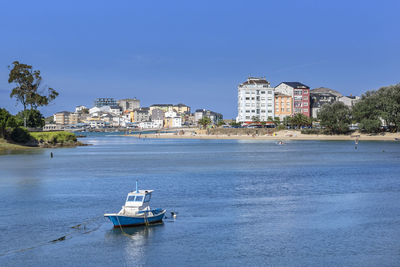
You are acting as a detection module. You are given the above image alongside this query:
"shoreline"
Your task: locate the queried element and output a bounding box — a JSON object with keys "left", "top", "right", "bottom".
{"left": 127, "top": 130, "right": 400, "bottom": 141}
{"left": 0, "top": 138, "right": 87, "bottom": 153}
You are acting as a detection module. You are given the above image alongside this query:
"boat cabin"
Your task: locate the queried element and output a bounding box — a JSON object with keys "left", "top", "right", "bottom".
{"left": 124, "top": 190, "right": 153, "bottom": 210}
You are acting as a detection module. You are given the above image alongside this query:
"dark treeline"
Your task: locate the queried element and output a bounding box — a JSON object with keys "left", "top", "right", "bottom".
{"left": 317, "top": 84, "right": 400, "bottom": 134}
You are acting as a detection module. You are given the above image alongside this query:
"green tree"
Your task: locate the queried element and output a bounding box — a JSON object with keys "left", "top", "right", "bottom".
{"left": 282, "top": 116, "right": 292, "bottom": 127}
{"left": 0, "top": 108, "right": 12, "bottom": 138}
{"left": 16, "top": 110, "right": 45, "bottom": 128}
{"left": 198, "top": 116, "right": 212, "bottom": 129}
{"left": 352, "top": 90, "right": 381, "bottom": 133}
{"left": 273, "top": 117, "right": 281, "bottom": 125}
{"left": 217, "top": 120, "right": 225, "bottom": 127}
{"left": 291, "top": 113, "right": 311, "bottom": 129}
{"left": 8, "top": 61, "right": 59, "bottom": 126}
{"left": 318, "top": 102, "right": 351, "bottom": 134}
{"left": 229, "top": 121, "right": 241, "bottom": 127}
{"left": 375, "top": 84, "right": 400, "bottom": 131}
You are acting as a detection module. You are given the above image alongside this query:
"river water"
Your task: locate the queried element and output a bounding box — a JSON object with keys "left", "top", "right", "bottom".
{"left": 0, "top": 135, "right": 400, "bottom": 266}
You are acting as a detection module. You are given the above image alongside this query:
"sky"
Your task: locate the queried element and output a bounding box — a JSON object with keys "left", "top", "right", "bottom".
{"left": 0, "top": 0, "right": 399, "bottom": 118}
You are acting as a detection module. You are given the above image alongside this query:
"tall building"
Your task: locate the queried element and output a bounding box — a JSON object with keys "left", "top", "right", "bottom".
{"left": 275, "top": 82, "right": 310, "bottom": 117}
{"left": 54, "top": 111, "right": 78, "bottom": 125}
{"left": 274, "top": 93, "right": 292, "bottom": 120}
{"left": 118, "top": 98, "right": 140, "bottom": 112}
{"left": 94, "top": 98, "right": 118, "bottom": 108}
{"left": 236, "top": 77, "right": 275, "bottom": 122}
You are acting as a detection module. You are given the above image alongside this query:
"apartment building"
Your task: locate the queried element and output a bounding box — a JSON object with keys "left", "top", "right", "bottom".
{"left": 274, "top": 93, "right": 292, "bottom": 120}
{"left": 275, "top": 82, "right": 310, "bottom": 117}
{"left": 54, "top": 111, "right": 78, "bottom": 125}
{"left": 118, "top": 98, "right": 140, "bottom": 112}
{"left": 310, "top": 87, "right": 342, "bottom": 118}
{"left": 236, "top": 77, "right": 275, "bottom": 122}
{"left": 195, "top": 109, "right": 223, "bottom": 125}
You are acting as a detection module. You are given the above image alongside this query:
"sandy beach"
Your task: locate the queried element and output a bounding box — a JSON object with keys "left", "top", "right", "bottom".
{"left": 128, "top": 130, "right": 400, "bottom": 141}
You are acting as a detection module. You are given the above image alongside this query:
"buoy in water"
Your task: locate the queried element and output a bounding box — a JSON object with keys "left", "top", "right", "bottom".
{"left": 170, "top": 211, "right": 177, "bottom": 219}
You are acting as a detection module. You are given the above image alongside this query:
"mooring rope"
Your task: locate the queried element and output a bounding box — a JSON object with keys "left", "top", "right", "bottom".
{"left": 0, "top": 216, "right": 104, "bottom": 257}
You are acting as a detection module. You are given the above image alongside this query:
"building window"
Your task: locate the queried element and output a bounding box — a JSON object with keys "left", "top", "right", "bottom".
{"left": 304, "top": 102, "right": 308, "bottom": 106}
{"left": 294, "top": 90, "right": 302, "bottom": 95}
{"left": 246, "top": 110, "right": 250, "bottom": 113}
{"left": 268, "top": 103, "right": 272, "bottom": 107}
{"left": 261, "top": 91, "right": 265, "bottom": 94}
{"left": 245, "top": 116, "right": 250, "bottom": 119}
{"left": 268, "top": 91, "right": 272, "bottom": 94}
{"left": 251, "top": 97, "right": 255, "bottom": 100}
{"left": 245, "top": 103, "right": 250, "bottom": 107}
{"left": 261, "top": 97, "right": 265, "bottom": 101}
{"left": 281, "top": 108, "right": 284, "bottom": 112}
{"left": 261, "top": 110, "right": 265, "bottom": 113}
{"left": 303, "top": 108, "right": 308, "bottom": 112}
{"left": 261, "top": 103, "right": 265, "bottom": 107}
{"left": 268, "top": 98, "right": 272, "bottom": 101}
{"left": 286, "top": 108, "right": 290, "bottom": 112}
{"left": 303, "top": 96, "right": 308, "bottom": 100}
{"left": 251, "top": 110, "right": 255, "bottom": 113}
{"left": 303, "top": 90, "right": 308, "bottom": 94}
{"left": 245, "top": 97, "right": 250, "bottom": 100}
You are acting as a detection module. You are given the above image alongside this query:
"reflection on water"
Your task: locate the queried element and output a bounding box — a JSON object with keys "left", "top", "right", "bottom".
{"left": 105, "top": 223, "right": 165, "bottom": 263}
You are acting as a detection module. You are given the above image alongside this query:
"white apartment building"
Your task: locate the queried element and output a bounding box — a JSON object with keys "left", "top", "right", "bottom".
{"left": 236, "top": 77, "right": 275, "bottom": 122}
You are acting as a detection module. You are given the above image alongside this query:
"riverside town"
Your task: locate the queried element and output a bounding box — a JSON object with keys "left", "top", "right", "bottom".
{"left": 1, "top": 2, "right": 400, "bottom": 266}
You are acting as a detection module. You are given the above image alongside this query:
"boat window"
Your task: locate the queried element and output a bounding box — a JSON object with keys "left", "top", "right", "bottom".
{"left": 144, "top": 194, "right": 151, "bottom": 202}
{"left": 127, "top": 196, "right": 135, "bottom": 202}
{"left": 135, "top": 196, "right": 143, "bottom": 202}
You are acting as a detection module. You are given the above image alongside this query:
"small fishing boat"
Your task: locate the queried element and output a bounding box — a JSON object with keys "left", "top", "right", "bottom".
{"left": 104, "top": 183, "right": 166, "bottom": 227}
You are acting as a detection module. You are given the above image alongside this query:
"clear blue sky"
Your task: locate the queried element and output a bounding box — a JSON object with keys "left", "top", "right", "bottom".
{"left": 0, "top": 0, "right": 399, "bottom": 118}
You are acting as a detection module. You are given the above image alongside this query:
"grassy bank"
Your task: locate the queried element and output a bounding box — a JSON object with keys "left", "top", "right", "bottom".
{"left": 0, "top": 138, "right": 35, "bottom": 152}
{"left": 30, "top": 131, "right": 78, "bottom": 146}
{"left": 1, "top": 131, "right": 83, "bottom": 152}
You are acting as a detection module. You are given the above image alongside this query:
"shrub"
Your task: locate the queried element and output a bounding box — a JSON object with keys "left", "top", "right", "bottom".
{"left": 30, "top": 131, "right": 77, "bottom": 145}
{"left": 11, "top": 127, "right": 32, "bottom": 143}
{"left": 276, "top": 124, "right": 286, "bottom": 131}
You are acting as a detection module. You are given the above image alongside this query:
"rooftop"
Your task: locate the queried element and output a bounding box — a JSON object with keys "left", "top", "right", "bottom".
{"left": 279, "top": 82, "right": 310, "bottom": 89}
{"left": 311, "top": 87, "right": 343, "bottom": 97}
{"left": 240, "top": 77, "right": 270, "bottom": 86}
{"left": 151, "top": 104, "right": 173, "bottom": 107}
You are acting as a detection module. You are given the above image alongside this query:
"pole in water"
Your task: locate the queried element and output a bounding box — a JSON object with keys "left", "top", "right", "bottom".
{"left": 50, "top": 152, "right": 53, "bottom": 158}
{"left": 136, "top": 180, "right": 138, "bottom": 193}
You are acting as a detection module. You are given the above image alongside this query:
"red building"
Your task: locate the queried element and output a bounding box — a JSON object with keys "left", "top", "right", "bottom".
{"left": 274, "top": 82, "right": 310, "bottom": 117}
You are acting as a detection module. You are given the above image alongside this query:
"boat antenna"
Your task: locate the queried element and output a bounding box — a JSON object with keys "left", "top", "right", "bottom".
{"left": 136, "top": 180, "right": 138, "bottom": 193}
